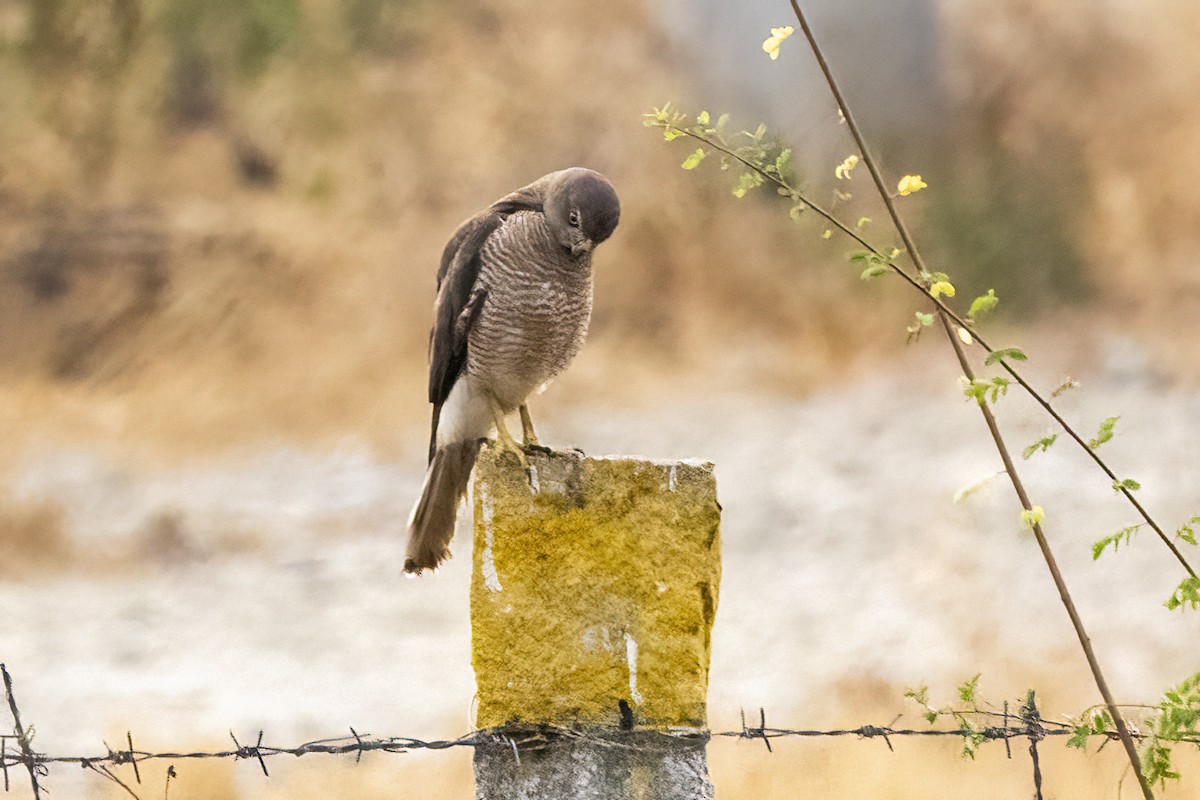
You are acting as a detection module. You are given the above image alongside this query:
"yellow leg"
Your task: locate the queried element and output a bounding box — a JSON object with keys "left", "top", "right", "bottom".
{"left": 488, "top": 395, "right": 528, "bottom": 467}
{"left": 519, "top": 404, "right": 539, "bottom": 447}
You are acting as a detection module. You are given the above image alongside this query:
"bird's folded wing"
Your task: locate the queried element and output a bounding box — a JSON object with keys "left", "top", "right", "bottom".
{"left": 428, "top": 210, "right": 502, "bottom": 409}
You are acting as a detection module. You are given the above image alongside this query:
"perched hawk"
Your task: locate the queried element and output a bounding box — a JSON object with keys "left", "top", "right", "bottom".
{"left": 404, "top": 168, "right": 621, "bottom": 574}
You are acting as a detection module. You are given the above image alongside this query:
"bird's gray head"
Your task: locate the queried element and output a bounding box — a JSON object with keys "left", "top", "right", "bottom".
{"left": 542, "top": 168, "right": 620, "bottom": 259}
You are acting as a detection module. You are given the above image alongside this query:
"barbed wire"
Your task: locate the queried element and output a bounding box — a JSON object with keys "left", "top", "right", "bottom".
{"left": 0, "top": 719, "right": 1093, "bottom": 792}
{"left": 6, "top": 664, "right": 1191, "bottom": 800}
{"left": 0, "top": 704, "right": 1128, "bottom": 798}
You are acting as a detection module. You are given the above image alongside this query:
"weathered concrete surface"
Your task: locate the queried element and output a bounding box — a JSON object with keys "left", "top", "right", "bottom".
{"left": 471, "top": 446, "right": 721, "bottom": 730}
{"left": 474, "top": 730, "right": 714, "bottom": 800}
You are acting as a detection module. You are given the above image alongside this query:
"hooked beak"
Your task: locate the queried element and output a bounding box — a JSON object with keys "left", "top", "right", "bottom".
{"left": 570, "top": 239, "right": 594, "bottom": 257}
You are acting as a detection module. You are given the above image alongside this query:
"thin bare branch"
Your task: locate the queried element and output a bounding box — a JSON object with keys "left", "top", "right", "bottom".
{"left": 938, "top": 310, "right": 1155, "bottom": 800}
{"left": 784, "top": 4, "right": 1161, "bottom": 797}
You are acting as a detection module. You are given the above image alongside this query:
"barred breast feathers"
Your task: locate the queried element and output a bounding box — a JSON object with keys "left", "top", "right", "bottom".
{"left": 467, "top": 212, "right": 593, "bottom": 411}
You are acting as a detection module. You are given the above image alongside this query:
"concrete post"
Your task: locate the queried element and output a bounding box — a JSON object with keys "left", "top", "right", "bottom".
{"left": 470, "top": 446, "right": 721, "bottom": 799}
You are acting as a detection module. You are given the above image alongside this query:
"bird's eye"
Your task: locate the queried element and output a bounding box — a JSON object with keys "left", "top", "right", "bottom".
{"left": 568, "top": 209, "right": 581, "bottom": 228}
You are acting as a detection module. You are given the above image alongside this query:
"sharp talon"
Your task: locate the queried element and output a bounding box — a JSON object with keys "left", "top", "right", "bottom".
{"left": 524, "top": 443, "right": 552, "bottom": 455}
{"left": 492, "top": 438, "right": 529, "bottom": 469}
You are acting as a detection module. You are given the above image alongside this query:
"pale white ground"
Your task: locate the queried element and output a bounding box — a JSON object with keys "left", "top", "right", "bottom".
{"left": 2, "top": 328, "right": 1198, "bottom": 793}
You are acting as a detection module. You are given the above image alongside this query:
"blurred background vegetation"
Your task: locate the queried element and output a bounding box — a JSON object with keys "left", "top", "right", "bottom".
{"left": 2, "top": 0, "right": 1198, "bottom": 455}
{"left": 3, "top": 3, "right": 1200, "bottom": 797}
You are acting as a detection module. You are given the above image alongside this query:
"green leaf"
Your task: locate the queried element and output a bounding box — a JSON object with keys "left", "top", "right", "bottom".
{"left": 860, "top": 264, "right": 890, "bottom": 280}
{"left": 732, "top": 171, "right": 762, "bottom": 198}
{"left": 962, "top": 379, "right": 988, "bottom": 404}
{"left": 1052, "top": 378, "right": 1081, "bottom": 397}
{"left": 774, "top": 148, "right": 792, "bottom": 177}
{"left": 964, "top": 376, "right": 1011, "bottom": 404}
{"left": 1092, "top": 525, "right": 1140, "bottom": 560}
{"left": 985, "top": 347, "right": 1027, "bottom": 365}
{"left": 1067, "top": 724, "right": 1090, "bottom": 750}
{"left": 1112, "top": 478, "right": 1141, "bottom": 492}
{"left": 1144, "top": 742, "right": 1178, "bottom": 787}
{"left": 788, "top": 202, "right": 806, "bottom": 220}
{"left": 849, "top": 250, "right": 883, "bottom": 264}
{"left": 967, "top": 289, "right": 999, "bottom": 321}
{"left": 1067, "top": 709, "right": 1113, "bottom": 751}
{"left": 681, "top": 148, "right": 706, "bottom": 170}
{"left": 957, "top": 674, "right": 981, "bottom": 704}
{"left": 1088, "top": 416, "right": 1120, "bottom": 450}
{"left": 958, "top": 717, "right": 985, "bottom": 760}
{"left": 1021, "top": 434, "right": 1058, "bottom": 460}
{"left": 929, "top": 280, "right": 955, "bottom": 298}
{"left": 697, "top": 110, "right": 710, "bottom": 126}
{"left": 907, "top": 312, "right": 934, "bottom": 344}
{"left": 1165, "top": 576, "right": 1200, "bottom": 611}
{"left": 1176, "top": 517, "right": 1198, "bottom": 546}
{"left": 903, "top": 684, "right": 940, "bottom": 724}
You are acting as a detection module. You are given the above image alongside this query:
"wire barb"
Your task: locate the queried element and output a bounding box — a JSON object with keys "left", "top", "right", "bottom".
{"left": 1021, "top": 693, "right": 1046, "bottom": 800}
{"left": 2, "top": 663, "right": 42, "bottom": 799}
{"left": 128, "top": 730, "right": 142, "bottom": 784}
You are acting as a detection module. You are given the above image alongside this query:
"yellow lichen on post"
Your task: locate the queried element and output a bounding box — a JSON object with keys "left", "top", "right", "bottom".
{"left": 471, "top": 446, "right": 721, "bottom": 731}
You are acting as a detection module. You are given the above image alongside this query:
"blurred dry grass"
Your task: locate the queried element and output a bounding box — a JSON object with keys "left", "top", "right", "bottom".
{"left": 1, "top": 0, "right": 1198, "bottom": 462}
{"left": 0, "top": 495, "right": 71, "bottom": 577}
{"left": 0, "top": 0, "right": 898, "bottom": 463}
{"left": 938, "top": 0, "right": 1200, "bottom": 371}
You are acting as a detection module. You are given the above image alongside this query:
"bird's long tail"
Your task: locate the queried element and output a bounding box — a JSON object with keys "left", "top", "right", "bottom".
{"left": 404, "top": 438, "right": 481, "bottom": 574}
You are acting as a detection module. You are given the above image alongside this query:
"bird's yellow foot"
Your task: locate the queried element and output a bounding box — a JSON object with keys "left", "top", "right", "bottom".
{"left": 492, "top": 423, "right": 530, "bottom": 470}
{"left": 519, "top": 404, "right": 540, "bottom": 448}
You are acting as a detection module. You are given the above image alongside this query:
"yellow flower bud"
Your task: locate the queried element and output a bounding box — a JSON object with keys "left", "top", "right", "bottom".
{"left": 898, "top": 174, "right": 928, "bottom": 196}
{"left": 762, "top": 26, "right": 795, "bottom": 60}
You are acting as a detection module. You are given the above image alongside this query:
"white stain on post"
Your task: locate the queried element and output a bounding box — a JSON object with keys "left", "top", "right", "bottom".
{"left": 480, "top": 482, "right": 503, "bottom": 592}
{"left": 624, "top": 631, "right": 643, "bottom": 705}
{"left": 668, "top": 464, "right": 678, "bottom": 492}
